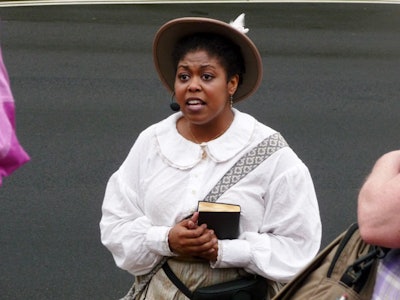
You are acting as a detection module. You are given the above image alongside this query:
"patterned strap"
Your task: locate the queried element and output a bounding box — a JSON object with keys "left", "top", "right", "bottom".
{"left": 123, "top": 132, "right": 288, "bottom": 300}
{"left": 204, "top": 132, "right": 288, "bottom": 203}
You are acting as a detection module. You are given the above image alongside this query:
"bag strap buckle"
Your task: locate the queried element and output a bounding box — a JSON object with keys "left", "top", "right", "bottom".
{"left": 340, "top": 246, "right": 386, "bottom": 292}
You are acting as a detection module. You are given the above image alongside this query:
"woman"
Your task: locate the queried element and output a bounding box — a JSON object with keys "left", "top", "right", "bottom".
{"left": 100, "top": 14, "right": 321, "bottom": 299}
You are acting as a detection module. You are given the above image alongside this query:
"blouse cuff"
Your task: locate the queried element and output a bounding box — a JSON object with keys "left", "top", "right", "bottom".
{"left": 145, "top": 226, "right": 176, "bottom": 256}
{"left": 211, "top": 239, "right": 251, "bottom": 269}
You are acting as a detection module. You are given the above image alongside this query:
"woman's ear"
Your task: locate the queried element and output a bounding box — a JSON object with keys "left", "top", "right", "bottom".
{"left": 228, "top": 74, "right": 240, "bottom": 95}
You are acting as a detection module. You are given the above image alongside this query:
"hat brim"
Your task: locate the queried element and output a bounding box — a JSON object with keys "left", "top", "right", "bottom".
{"left": 153, "top": 17, "right": 263, "bottom": 103}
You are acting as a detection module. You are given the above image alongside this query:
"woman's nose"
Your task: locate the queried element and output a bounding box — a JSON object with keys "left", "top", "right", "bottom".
{"left": 188, "top": 77, "right": 201, "bottom": 92}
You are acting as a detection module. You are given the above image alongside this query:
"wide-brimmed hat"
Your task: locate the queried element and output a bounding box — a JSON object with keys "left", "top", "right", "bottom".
{"left": 153, "top": 14, "right": 263, "bottom": 103}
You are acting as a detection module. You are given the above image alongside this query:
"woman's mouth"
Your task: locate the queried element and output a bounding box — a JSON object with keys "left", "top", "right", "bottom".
{"left": 186, "top": 99, "right": 205, "bottom": 105}
{"left": 186, "top": 98, "right": 205, "bottom": 111}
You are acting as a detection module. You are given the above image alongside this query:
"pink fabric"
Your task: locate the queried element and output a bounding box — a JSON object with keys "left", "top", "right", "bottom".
{"left": 0, "top": 47, "right": 30, "bottom": 186}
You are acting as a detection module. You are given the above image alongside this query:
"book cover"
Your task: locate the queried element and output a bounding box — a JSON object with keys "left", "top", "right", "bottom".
{"left": 197, "top": 201, "right": 241, "bottom": 240}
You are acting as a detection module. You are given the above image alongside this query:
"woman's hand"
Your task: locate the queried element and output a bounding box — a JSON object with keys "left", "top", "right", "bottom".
{"left": 168, "top": 212, "right": 219, "bottom": 262}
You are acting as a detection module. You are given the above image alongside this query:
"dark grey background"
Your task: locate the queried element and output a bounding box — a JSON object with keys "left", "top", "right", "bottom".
{"left": 0, "top": 3, "right": 399, "bottom": 299}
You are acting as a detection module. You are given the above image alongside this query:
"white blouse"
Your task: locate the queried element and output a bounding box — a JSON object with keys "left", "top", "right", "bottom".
{"left": 100, "top": 109, "right": 321, "bottom": 282}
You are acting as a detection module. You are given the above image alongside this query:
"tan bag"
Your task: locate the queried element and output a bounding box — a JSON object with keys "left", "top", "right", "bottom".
{"left": 273, "top": 223, "right": 387, "bottom": 300}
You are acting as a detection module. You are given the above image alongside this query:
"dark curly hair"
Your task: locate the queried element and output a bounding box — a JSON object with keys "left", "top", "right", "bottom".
{"left": 172, "top": 33, "right": 245, "bottom": 85}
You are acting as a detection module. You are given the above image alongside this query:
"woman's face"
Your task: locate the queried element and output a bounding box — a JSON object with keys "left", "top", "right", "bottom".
{"left": 174, "top": 49, "right": 238, "bottom": 126}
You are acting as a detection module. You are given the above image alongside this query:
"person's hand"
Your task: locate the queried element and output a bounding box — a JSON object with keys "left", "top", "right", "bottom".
{"left": 358, "top": 150, "right": 400, "bottom": 248}
{"left": 363, "top": 150, "right": 400, "bottom": 186}
{"left": 168, "top": 212, "right": 218, "bottom": 261}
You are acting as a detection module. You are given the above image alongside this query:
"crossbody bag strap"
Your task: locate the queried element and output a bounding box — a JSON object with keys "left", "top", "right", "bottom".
{"left": 204, "top": 132, "right": 288, "bottom": 203}
{"left": 130, "top": 132, "right": 288, "bottom": 298}
{"left": 162, "top": 262, "right": 194, "bottom": 299}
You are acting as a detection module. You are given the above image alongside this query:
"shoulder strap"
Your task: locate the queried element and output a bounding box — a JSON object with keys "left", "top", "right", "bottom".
{"left": 204, "top": 132, "right": 288, "bottom": 203}
{"left": 327, "top": 222, "right": 360, "bottom": 277}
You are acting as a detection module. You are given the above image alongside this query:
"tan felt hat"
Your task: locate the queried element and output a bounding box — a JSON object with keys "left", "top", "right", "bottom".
{"left": 153, "top": 14, "right": 263, "bottom": 103}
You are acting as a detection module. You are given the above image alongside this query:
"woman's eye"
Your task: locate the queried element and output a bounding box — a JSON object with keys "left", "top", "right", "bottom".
{"left": 202, "top": 74, "right": 214, "bottom": 81}
{"left": 178, "top": 74, "right": 190, "bottom": 81}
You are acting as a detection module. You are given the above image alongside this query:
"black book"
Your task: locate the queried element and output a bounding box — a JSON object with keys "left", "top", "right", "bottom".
{"left": 197, "top": 201, "right": 241, "bottom": 240}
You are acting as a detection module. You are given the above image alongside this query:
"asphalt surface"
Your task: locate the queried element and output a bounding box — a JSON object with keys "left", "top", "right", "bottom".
{"left": 0, "top": 3, "right": 399, "bottom": 299}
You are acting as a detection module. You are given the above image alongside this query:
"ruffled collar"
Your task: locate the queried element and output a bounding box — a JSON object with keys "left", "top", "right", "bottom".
{"left": 155, "top": 109, "right": 256, "bottom": 169}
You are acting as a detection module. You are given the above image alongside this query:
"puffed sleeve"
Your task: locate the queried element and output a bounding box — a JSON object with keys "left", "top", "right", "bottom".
{"left": 99, "top": 131, "right": 174, "bottom": 276}
{"left": 212, "top": 149, "right": 321, "bottom": 282}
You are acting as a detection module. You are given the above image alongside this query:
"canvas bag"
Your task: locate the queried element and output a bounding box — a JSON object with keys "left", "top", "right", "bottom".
{"left": 272, "top": 223, "right": 387, "bottom": 300}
